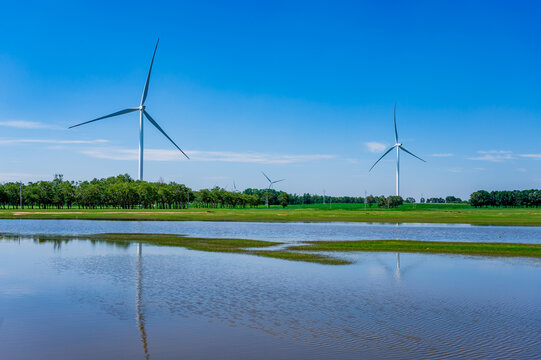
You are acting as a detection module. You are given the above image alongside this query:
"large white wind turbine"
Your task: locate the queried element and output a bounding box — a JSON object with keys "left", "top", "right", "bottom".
{"left": 369, "top": 103, "right": 425, "bottom": 196}
{"left": 69, "top": 39, "right": 189, "bottom": 180}
{"left": 262, "top": 171, "right": 285, "bottom": 207}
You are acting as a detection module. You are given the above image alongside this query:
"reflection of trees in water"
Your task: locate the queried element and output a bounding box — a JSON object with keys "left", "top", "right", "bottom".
{"left": 1, "top": 234, "right": 131, "bottom": 251}
{"left": 136, "top": 243, "right": 150, "bottom": 360}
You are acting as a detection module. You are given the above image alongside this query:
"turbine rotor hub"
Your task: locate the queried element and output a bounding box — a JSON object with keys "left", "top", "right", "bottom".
{"left": 139, "top": 105, "right": 146, "bottom": 111}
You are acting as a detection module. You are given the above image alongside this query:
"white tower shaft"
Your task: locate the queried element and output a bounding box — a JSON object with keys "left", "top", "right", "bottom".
{"left": 139, "top": 110, "right": 144, "bottom": 181}
{"left": 396, "top": 146, "right": 400, "bottom": 196}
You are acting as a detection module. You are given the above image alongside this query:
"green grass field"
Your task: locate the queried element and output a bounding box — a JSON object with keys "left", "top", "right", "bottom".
{"left": 0, "top": 203, "right": 539, "bottom": 226}
{"left": 285, "top": 203, "right": 472, "bottom": 210}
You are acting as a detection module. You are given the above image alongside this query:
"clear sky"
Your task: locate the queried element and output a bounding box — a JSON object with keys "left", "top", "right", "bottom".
{"left": 0, "top": 0, "right": 539, "bottom": 199}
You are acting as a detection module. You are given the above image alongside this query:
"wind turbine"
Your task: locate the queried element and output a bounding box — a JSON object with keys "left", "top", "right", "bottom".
{"left": 262, "top": 172, "right": 285, "bottom": 208}
{"left": 69, "top": 39, "right": 189, "bottom": 181}
{"left": 369, "top": 103, "right": 426, "bottom": 196}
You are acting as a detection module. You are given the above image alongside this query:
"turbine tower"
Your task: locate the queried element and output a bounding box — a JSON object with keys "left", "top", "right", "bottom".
{"left": 369, "top": 103, "right": 425, "bottom": 196}
{"left": 69, "top": 39, "right": 189, "bottom": 181}
{"left": 262, "top": 171, "right": 285, "bottom": 208}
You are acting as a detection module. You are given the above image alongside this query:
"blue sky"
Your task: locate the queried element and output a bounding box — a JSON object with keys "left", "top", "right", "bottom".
{"left": 0, "top": 0, "right": 539, "bottom": 199}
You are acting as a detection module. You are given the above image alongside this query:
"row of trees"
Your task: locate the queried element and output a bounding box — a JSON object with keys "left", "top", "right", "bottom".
{"left": 0, "top": 174, "right": 196, "bottom": 209}
{"left": 242, "top": 188, "right": 366, "bottom": 206}
{"left": 0, "top": 175, "right": 291, "bottom": 209}
{"left": 469, "top": 190, "right": 541, "bottom": 208}
{"left": 2, "top": 173, "right": 499, "bottom": 209}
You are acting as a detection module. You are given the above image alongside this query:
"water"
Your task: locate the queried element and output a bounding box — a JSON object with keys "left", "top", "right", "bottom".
{"left": 0, "top": 221, "right": 540, "bottom": 359}
{"left": 1, "top": 219, "right": 541, "bottom": 243}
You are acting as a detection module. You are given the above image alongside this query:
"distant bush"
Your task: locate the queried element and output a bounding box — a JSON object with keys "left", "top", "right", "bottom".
{"left": 470, "top": 189, "right": 541, "bottom": 208}
{"left": 278, "top": 192, "right": 289, "bottom": 208}
{"left": 445, "top": 196, "right": 463, "bottom": 203}
{"left": 377, "top": 195, "right": 403, "bottom": 208}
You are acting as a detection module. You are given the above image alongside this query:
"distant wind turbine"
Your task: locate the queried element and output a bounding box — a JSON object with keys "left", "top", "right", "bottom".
{"left": 262, "top": 171, "right": 285, "bottom": 207}
{"left": 369, "top": 103, "right": 426, "bottom": 196}
{"left": 69, "top": 38, "right": 189, "bottom": 181}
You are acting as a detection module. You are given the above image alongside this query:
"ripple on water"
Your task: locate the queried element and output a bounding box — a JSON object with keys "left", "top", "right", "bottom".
{"left": 2, "top": 238, "right": 541, "bottom": 360}
{"left": 45, "top": 246, "right": 541, "bottom": 360}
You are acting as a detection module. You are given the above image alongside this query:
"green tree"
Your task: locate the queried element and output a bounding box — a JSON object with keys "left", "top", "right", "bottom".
{"left": 470, "top": 190, "right": 491, "bottom": 207}
{"left": 366, "top": 195, "right": 375, "bottom": 207}
{"left": 387, "top": 196, "right": 403, "bottom": 208}
{"left": 278, "top": 192, "right": 289, "bottom": 208}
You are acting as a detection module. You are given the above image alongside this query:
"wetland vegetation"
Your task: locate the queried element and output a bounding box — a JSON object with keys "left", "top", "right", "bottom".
{"left": 5, "top": 232, "right": 540, "bottom": 264}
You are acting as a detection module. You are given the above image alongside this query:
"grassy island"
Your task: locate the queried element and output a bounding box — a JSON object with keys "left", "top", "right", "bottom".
{"left": 4, "top": 232, "right": 540, "bottom": 265}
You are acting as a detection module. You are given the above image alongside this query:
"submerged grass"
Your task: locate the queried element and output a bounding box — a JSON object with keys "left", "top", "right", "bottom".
{"left": 1, "top": 232, "right": 348, "bottom": 265}
{"left": 3, "top": 233, "right": 539, "bottom": 264}
{"left": 289, "top": 240, "right": 541, "bottom": 258}
{"left": 91, "top": 233, "right": 350, "bottom": 264}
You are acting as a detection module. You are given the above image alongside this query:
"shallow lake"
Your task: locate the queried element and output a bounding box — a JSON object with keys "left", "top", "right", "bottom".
{"left": 1, "top": 220, "right": 540, "bottom": 359}
{"left": 1, "top": 219, "right": 541, "bottom": 243}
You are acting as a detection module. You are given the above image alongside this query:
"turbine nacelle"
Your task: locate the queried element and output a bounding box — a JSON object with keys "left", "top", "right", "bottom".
{"left": 138, "top": 105, "right": 146, "bottom": 111}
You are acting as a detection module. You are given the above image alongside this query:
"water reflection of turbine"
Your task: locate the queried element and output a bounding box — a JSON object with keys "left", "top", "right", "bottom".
{"left": 136, "top": 243, "right": 150, "bottom": 360}
{"left": 394, "top": 253, "right": 401, "bottom": 280}
{"left": 393, "top": 224, "right": 401, "bottom": 280}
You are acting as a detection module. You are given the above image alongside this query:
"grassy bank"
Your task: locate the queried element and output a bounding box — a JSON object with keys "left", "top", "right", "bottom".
{"left": 0, "top": 204, "right": 540, "bottom": 226}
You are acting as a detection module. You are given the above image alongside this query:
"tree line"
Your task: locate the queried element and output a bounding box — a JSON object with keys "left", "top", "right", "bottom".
{"left": 242, "top": 188, "right": 367, "bottom": 206}
{"left": 0, "top": 174, "right": 257, "bottom": 209}
{"left": 0, "top": 173, "right": 479, "bottom": 209}
{"left": 469, "top": 189, "right": 541, "bottom": 208}
{"left": 0, "top": 175, "right": 298, "bottom": 209}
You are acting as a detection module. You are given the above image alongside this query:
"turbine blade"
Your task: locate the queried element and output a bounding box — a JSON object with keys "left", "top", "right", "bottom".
{"left": 140, "top": 38, "right": 160, "bottom": 106}
{"left": 400, "top": 146, "right": 426, "bottom": 162}
{"left": 272, "top": 179, "right": 285, "bottom": 184}
{"left": 143, "top": 110, "right": 189, "bottom": 159}
{"left": 394, "top": 102, "right": 398, "bottom": 143}
{"left": 69, "top": 108, "right": 139, "bottom": 129}
{"left": 261, "top": 171, "right": 272, "bottom": 183}
{"left": 369, "top": 146, "right": 396, "bottom": 172}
